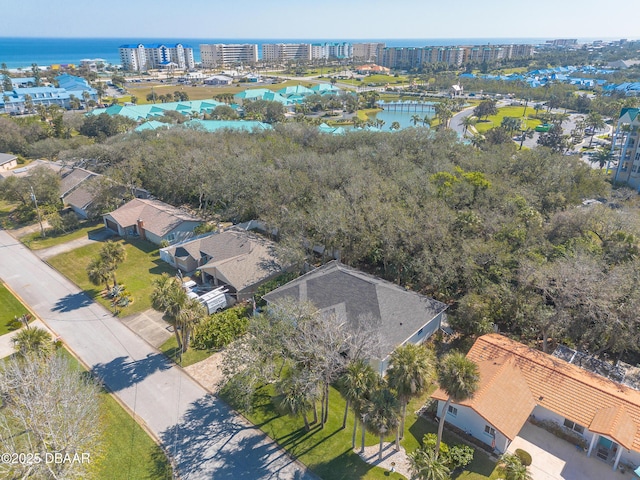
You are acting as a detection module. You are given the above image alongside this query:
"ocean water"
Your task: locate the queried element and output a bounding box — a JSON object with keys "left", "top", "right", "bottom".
{"left": 0, "top": 37, "right": 551, "bottom": 69}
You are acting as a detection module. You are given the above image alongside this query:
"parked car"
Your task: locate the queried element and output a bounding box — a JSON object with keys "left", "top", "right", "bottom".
{"left": 535, "top": 123, "right": 552, "bottom": 132}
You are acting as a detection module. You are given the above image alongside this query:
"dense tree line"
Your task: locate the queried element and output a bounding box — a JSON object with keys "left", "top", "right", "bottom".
{"left": 52, "top": 124, "right": 640, "bottom": 359}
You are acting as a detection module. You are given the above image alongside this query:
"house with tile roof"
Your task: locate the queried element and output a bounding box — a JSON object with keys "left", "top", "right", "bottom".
{"left": 263, "top": 261, "right": 448, "bottom": 374}
{"left": 103, "top": 198, "right": 202, "bottom": 245}
{"left": 160, "top": 227, "right": 288, "bottom": 301}
{"left": 432, "top": 334, "right": 640, "bottom": 471}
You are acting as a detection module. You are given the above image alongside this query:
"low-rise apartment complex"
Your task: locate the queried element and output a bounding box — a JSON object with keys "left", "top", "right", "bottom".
{"left": 119, "top": 43, "right": 195, "bottom": 71}
{"left": 199, "top": 44, "right": 258, "bottom": 68}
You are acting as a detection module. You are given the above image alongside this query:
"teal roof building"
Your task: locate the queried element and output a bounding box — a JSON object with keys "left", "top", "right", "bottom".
{"left": 89, "top": 99, "right": 228, "bottom": 121}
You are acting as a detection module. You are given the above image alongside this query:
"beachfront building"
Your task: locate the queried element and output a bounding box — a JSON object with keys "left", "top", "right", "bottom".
{"left": 199, "top": 44, "right": 258, "bottom": 68}
{"left": 310, "top": 42, "right": 353, "bottom": 60}
{"left": 378, "top": 43, "right": 534, "bottom": 70}
{"left": 613, "top": 107, "right": 640, "bottom": 191}
{"left": 262, "top": 43, "right": 312, "bottom": 62}
{"left": 353, "top": 43, "right": 386, "bottom": 62}
{"left": 119, "top": 43, "right": 195, "bottom": 71}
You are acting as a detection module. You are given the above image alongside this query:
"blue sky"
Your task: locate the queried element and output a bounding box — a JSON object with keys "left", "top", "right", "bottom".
{"left": 3, "top": 0, "right": 638, "bottom": 40}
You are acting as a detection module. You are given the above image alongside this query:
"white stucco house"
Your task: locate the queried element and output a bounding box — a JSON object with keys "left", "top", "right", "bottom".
{"left": 433, "top": 334, "right": 640, "bottom": 472}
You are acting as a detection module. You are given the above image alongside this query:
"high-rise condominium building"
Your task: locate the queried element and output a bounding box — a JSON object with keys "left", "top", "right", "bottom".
{"left": 352, "top": 43, "right": 385, "bottom": 62}
{"left": 119, "top": 43, "right": 195, "bottom": 71}
{"left": 310, "top": 43, "right": 353, "bottom": 60}
{"left": 262, "top": 43, "right": 312, "bottom": 62}
{"left": 199, "top": 44, "right": 258, "bottom": 68}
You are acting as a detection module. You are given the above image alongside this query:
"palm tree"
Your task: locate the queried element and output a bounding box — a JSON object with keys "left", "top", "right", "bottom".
{"left": 435, "top": 352, "right": 480, "bottom": 456}
{"left": 434, "top": 101, "right": 453, "bottom": 129}
{"left": 276, "top": 369, "right": 317, "bottom": 432}
{"left": 500, "top": 454, "right": 532, "bottom": 480}
{"left": 151, "top": 274, "right": 188, "bottom": 350}
{"left": 23, "top": 94, "right": 34, "bottom": 113}
{"left": 86, "top": 257, "right": 111, "bottom": 291}
{"left": 176, "top": 297, "right": 206, "bottom": 350}
{"left": 12, "top": 326, "right": 54, "bottom": 358}
{"left": 422, "top": 115, "right": 432, "bottom": 128}
{"left": 501, "top": 116, "right": 520, "bottom": 134}
{"left": 459, "top": 115, "right": 477, "bottom": 135}
{"left": 591, "top": 148, "right": 613, "bottom": 170}
{"left": 387, "top": 344, "right": 434, "bottom": 440}
{"left": 82, "top": 90, "right": 91, "bottom": 109}
{"left": 99, "top": 241, "right": 126, "bottom": 286}
{"left": 338, "top": 359, "right": 378, "bottom": 448}
{"left": 411, "top": 114, "right": 422, "bottom": 127}
{"left": 390, "top": 121, "right": 400, "bottom": 131}
{"left": 366, "top": 387, "right": 400, "bottom": 460}
{"left": 585, "top": 111, "right": 606, "bottom": 147}
{"left": 409, "top": 447, "right": 451, "bottom": 480}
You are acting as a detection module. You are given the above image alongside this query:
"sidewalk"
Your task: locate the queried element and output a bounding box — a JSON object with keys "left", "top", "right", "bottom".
{"left": 0, "top": 319, "right": 57, "bottom": 359}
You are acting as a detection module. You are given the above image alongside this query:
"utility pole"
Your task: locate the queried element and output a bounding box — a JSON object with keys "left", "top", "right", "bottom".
{"left": 29, "top": 185, "right": 45, "bottom": 238}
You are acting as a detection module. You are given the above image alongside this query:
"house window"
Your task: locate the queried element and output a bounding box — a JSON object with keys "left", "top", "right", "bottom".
{"left": 447, "top": 405, "right": 457, "bottom": 416}
{"left": 563, "top": 419, "right": 585, "bottom": 434}
{"left": 484, "top": 425, "right": 495, "bottom": 436}
{"left": 417, "top": 328, "right": 424, "bottom": 335}
{"left": 166, "top": 233, "right": 175, "bottom": 242}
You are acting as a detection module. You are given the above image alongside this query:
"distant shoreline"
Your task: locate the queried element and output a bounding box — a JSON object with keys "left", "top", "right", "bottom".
{"left": 0, "top": 36, "right": 632, "bottom": 70}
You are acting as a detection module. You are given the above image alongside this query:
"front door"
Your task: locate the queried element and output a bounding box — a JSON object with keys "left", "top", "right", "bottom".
{"left": 596, "top": 436, "right": 616, "bottom": 462}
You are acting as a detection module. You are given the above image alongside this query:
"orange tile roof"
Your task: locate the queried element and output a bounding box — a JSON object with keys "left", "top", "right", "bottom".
{"left": 433, "top": 355, "right": 536, "bottom": 440}
{"left": 589, "top": 406, "right": 636, "bottom": 450}
{"left": 433, "top": 334, "right": 640, "bottom": 450}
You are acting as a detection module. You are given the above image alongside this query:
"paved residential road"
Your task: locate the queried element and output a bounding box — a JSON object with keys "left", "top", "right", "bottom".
{"left": 0, "top": 230, "right": 312, "bottom": 480}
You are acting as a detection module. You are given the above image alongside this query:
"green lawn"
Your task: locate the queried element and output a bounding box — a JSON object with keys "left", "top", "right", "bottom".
{"left": 98, "top": 389, "right": 172, "bottom": 479}
{"left": 20, "top": 221, "right": 104, "bottom": 250}
{"left": 47, "top": 238, "right": 174, "bottom": 315}
{"left": 363, "top": 74, "right": 409, "bottom": 85}
{"left": 222, "top": 381, "right": 499, "bottom": 480}
{"left": 474, "top": 106, "right": 541, "bottom": 133}
{"left": 128, "top": 80, "right": 321, "bottom": 105}
{"left": 357, "top": 108, "right": 382, "bottom": 121}
{"left": 0, "top": 200, "right": 24, "bottom": 230}
{"left": 159, "top": 335, "right": 213, "bottom": 367}
{"left": 58, "top": 349, "right": 173, "bottom": 479}
{"left": 0, "top": 282, "right": 30, "bottom": 336}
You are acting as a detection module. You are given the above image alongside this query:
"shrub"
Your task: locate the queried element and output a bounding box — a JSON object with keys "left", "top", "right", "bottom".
{"left": 422, "top": 433, "right": 449, "bottom": 458}
{"left": 515, "top": 448, "right": 532, "bottom": 466}
{"left": 420, "top": 434, "right": 474, "bottom": 470}
{"left": 448, "top": 444, "right": 475, "bottom": 469}
{"left": 191, "top": 305, "right": 251, "bottom": 350}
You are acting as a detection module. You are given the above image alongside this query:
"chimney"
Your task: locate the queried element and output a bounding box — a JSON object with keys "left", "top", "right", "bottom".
{"left": 136, "top": 219, "right": 146, "bottom": 240}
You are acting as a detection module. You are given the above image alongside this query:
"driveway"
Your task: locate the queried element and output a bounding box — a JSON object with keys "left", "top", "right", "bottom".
{"left": 508, "top": 422, "right": 636, "bottom": 480}
{"left": 0, "top": 230, "right": 313, "bottom": 480}
{"left": 35, "top": 227, "right": 114, "bottom": 260}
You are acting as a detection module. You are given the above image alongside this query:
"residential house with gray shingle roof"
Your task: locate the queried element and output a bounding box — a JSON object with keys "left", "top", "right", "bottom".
{"left": 263, "top": 261, "right": 448, "bottom": 374}
{"left": 103, "top": 198, "right": 202, "bottom": 245}
{"left": 160, "top": 227, "right": 288, "bottom": 301}
{"left": 0, "top": 153, "right": 18, "bottom": 171}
